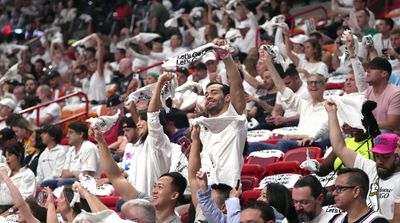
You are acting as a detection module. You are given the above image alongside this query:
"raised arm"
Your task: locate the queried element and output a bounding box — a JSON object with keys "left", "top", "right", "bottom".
{"left": 93, "top": 34, "right": 104, "bottom": 78}
{"left": 284, "top": 32, "right": 300, "bottom": 66}
{"left": 259, "top": 47, "right": 286, "bottom": 93}
{"left": 0, "top": 166, "right": 39, "bottom": 223}
{"left": 92, "top": 128, "right": 140, "bottom": 201}
{"left": 325, "top": 99, "right": 357, "bottom": 167}
{"left": 188, "top": 125, "right": 202, "bottom": 208}
{"left": 214, "top": 39, "right": 246, "bottom": 114}
{"left": 148, "top": 72, "right": 174, "bottom": 113}
{"left": 73, "top": 182, "right": 108, "bottom": 212}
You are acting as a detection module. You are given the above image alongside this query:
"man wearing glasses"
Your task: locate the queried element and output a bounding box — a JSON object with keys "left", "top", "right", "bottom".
{"left": 247, "top": 47, "right": 330, "bottom": 154}
{"left": 326, "top": 99, "right": 400, "bottom": 221}
{"left": 330, "top": 168, "right": 388, "bottom": 223}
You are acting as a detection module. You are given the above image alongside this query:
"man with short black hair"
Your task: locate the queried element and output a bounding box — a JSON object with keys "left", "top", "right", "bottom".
{"left": 292, "top": 175, "right": 335, "bottom": 223}
{"left": 37, "top": 125, "right": 66, "bottom": 187}
{"left": 240, "top": 201, "right": 276, "bottom": 223}
{"left": 60, "top": 121, "right": 100, "bottom": 186}
{"left": 329, "top": 168, "right": 388, "bottom": 223}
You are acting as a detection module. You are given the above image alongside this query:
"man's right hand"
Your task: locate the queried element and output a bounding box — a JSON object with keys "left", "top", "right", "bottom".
{"left": 196, "top": 170, "right": 208, "bottom": 192}
{"left": 325, "top": 99, "right": 337, "bottom": 113}
{"left": 190, "top": 125, "right": 201, "bottom": 142}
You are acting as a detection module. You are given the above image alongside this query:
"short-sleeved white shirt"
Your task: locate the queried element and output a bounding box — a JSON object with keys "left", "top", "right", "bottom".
{"left": 275, "top": 82, "right": 309, "bottom": 117}
{"left": 27, "top": 103, "right": 61, "bottom": 124}
{"left": 63, "top": 140, "right": 101, "bottom": 178}
{"left": 298, "top": 59, "right": 329, "bottom": 81}
{"left": 354, "top": 154, "right": 400, "bottom": 220}
{"left": 0, "top": 167, "right": 36, "bottom": 205}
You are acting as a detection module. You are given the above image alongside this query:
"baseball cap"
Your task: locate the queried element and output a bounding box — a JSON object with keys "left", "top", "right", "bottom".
{"left": 0, "top": 128, "right": 16, "bottom": 145}
{"left": 47, "top": 70, "right": 61, "bottom": 79}
{"left": 290, "top": 34, "right": 309, "bottom": 45}
{"left": 202, "top": 51, "right": 217, "bottom": 63}
{"left": 0, "top": 98, "right": 16, "bottom": 111}
{"left": 368, "top": 133, "right": 400, "bottom": 154}
{"left": 106, "top": 94, "right": 123, "bottom": 107}
{"left": 367, "top": 57, "right": 392, "bottom": 75}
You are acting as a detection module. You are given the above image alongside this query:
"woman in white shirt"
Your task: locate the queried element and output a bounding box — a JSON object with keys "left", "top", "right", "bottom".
{"left": 0, "top": 142, "right": 35, "bottom": 214}
{"left": 286, "top": 37, "right": 329, "bottom": 80}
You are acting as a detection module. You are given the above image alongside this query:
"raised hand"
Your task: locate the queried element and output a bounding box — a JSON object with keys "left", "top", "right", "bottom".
{"left": 325, "top": 99, "right": 337, "bottom": 113}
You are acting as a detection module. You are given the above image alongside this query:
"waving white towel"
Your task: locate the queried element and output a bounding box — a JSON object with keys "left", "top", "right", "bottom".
{"left": 86, "top": 109, "right": 120, "bottom": 132}
{"left": 125, "top": 83, "right": 155, "bottom": 105}
{"left": 175, "top": 81, "right": 204, "bottom": 95}
{"left": 330, "top": 93, "right": 366, "bottom": 131}
{"left": 190, "top": 115, "right": 246, "bottom": 133}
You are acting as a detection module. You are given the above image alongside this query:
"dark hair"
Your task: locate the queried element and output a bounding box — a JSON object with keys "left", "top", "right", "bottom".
{"left": 357, "top": 8, "right": 370, "bottom": 17}
{"left": 337, "top": 168, "right": 369, "bottom": 199}
{"left": 281, "top": 63, "right": 299, "bottom": 79}
{"left": 305, "top": 39, "right": 322, "bottom": 61}
{"left": 33, "top": 129, "right": 47, "bottom": 151}
{"left": 76, "top": 64, "right": 87, "bottom": 73}
{"left": 266, "top": 183, "right": 299, "bottom": 223}
{"left": 160, "top": 172, "right": 187, "bottom": 204}
{"left": 42, "top": 125, "right": 63, "bottom": 144}
{"left": 116, "top": 48, "right": 126, "bottom": 56}
{"left": 241, "top": 201, "right": 275, "bottom": 222}
{"left": 21, "top": 95, "right": 40, "bottom": 110}
{"left": 68, "top": 121, "right": 89, "bottom": 140}
{"left": 211, "top": 183, "right": 232, "bottom": 202}
{"left": 120, "top": 116, "right": 137, "bottom": 129}
{"left": 35, "top": 59, "right": 45, "bottom": 67}
{"left": 206, "top": 82, "right": 230, "bottom": 96}
{"left": 62, "top": 186, "right": 91, "bottom": 215}
{"left": 391, "top": 29, "right": 400, "bottom": 36}
{"left": 85, "top": 47, "right": 96, "bottom": 55}
{"left": 193, "top": 62, "right": 207, "bottom": 71}
{"left": 26, "top": 197, "right": 47, "bottom": 223}
{"left": 5, "top": 142, "right": 25, "bottom": 165}
{"left": 5, "top": 113, "right": 23, "bottom": 127}
{"left": 294, "top": 175, "right": 324, "bottom": 199}
{"left": 383, "top": 18, "right": 395, "bottom": 30}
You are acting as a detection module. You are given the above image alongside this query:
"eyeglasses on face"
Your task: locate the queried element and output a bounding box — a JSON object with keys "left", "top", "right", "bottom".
{"left": 333, "top": 185, "right": 356, "bottom": 193}
{"left": 306, "top": 80, "right": 324, "bottom": 86}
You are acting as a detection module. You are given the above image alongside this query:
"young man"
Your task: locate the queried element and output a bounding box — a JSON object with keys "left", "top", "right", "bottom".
{"left": 61, "top": 121, "right": 100, "bottom": 186}
{"left": 326, "top": 99, "right": 400, "bottom": 221}
{"left": 195, "top": 39, "right": 247, "bottom": 188}
{"left": 329, "top": 168, "right": 388, "bottom": 223}
{"left": 292, "top": 175, "right": 335, "bottom": 223}
{"left": 36, "top": 125, "right": 65, "bottom": 187}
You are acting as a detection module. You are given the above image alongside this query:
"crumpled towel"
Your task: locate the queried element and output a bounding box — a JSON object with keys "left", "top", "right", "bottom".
{"left": 73, "top": 210, "right": 135, "bottom": 223}
{"left": 330, "top": 93, "right": 366, "bottom": 131}
{"left": 86, "top": 109, "right": 120, "bottom": 132}
{"left": 189, "top": 115, "right": 246, "bottom": 133}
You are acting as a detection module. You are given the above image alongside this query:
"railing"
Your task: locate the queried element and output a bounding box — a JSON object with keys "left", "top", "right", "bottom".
{"left": 0, "top": 91, "right": 89, "bottom": 127}
{"left": 133, "top": 61, "right": 163, "bottom": 74}
{"left": 287, "top": 5, "right": 329, "bottom": 32}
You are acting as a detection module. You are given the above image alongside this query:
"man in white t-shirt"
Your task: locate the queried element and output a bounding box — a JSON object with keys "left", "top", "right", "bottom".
{"left": 58, "top": 121, "right": 100, "bottom": 187}
{"left": 267, "top": 64, "right": 309, "bottom": 128}
{"left": 27, "top": 85, "right": 61, "bottom": 126}
{"left": 194, "top": 39, "right": 247, "bottom": 188}
{"left": 326, "top": 99, "right": 400, "bottom": 221}
{"left": 291, "top": 175, "right": 335, "bottom": 223}
{"left": 36, "top": 125, "right": 66, "bottom": 188}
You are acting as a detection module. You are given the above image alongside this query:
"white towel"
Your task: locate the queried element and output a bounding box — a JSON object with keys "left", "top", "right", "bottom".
{"left": 330, "top": 93, "right": 366, "bottom": 131}
{"left": 73, "top": 210, "right": 135, "bottom": 223}
{"left": 86, "top": 109, "right": 120, "bottom": 132}
{"left": 190, "top": 115, "right": 245, "bottom": 134}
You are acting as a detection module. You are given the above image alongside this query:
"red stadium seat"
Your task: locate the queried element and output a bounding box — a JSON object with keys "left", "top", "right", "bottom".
{"left": 241, "top": 164, "right": 265, "bottom": 179}
{"left": 98, "top": 195, "right": 121, "bottom": 210}
{"left": 240, "top": 175, "right": 260, "bottom": 191}
{"left": 246, "top": 156, "right": 279, "bottom": 167}
{"left": 283, "top": 147, "right": 322, "bottom": 163}
{"left": 180, "top": 211, "right": 189, "bottom": 223}
{"left": 326, "top": 82, "right": 344, "bottom": 90}
{"left": 240, "top": 189, "right": 262, "bottom": 204}
{"left": 265, "top": 161, "right": 302, "bottom": 176}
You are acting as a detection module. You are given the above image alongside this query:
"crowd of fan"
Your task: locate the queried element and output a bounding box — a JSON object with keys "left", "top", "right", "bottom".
{"left": 0, "top": 0, "right": 399, "bottom": 222}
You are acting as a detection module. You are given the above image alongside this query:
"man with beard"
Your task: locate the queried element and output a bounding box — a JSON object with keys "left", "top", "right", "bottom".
{"left": 292, "top": 175, "right": 335, "bottom": 223}
{"left": 326, "top": 99, "right": 400, "bottom": 221}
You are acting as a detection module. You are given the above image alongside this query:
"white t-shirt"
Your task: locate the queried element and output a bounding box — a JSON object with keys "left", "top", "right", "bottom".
{"left": 169, "top": 143, "right": 191, "bottom": 195}
{"left": 27, "top": 103, "right": 61, "bottom": 124}
{"left": 237, "top": 29, "right": 256, "bottom": 54}
{"left": 36, "top": 144, "right": 66, "bottom": 183}
{"left": 281, "top": 87, "right": 328, "bottom": 140}
{"left": 354, "top": 154, "right": 400, "bottom": 220}
{"left": 63, "top": 140, "right": 101, "bottom": 178}
{"left": 298, "top": 59, "right": 329, "bottom": 81}
{"left": 275, "top": 82, "right": 309, "bottom": 118}
{"left": 281, "top": 209, "right": 334, "bottom": 223}
{"left": 88, "top": 71, "right": 106, "bottom": 102}
{"left": 373, "top": 33, "right": 392, "bottom": 57}
{"left": 0, "top": 167, "right": 36, "bottom": 205}
{"left": 119, "top": 142, "right": 136, "bottom": 171}
{"left": 200, "top": 103, "right": 247, "bottom": 187}
{"left": 127, "top": 111, "right": 172, "bottom": 195}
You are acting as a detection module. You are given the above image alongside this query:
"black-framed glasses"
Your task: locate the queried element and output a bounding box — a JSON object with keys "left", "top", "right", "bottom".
{"left": 333, "top": 185, "right": 356, "bottom": 193}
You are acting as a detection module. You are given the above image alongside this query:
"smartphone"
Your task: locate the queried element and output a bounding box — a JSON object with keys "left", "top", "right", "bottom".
{"left": 235, "top": 179, "right": 241, "bottom": 190}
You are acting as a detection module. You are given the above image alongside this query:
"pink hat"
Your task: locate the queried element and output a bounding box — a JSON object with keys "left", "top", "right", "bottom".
{"left": 368, "top": 133, "right": 400, "bottom": 154}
